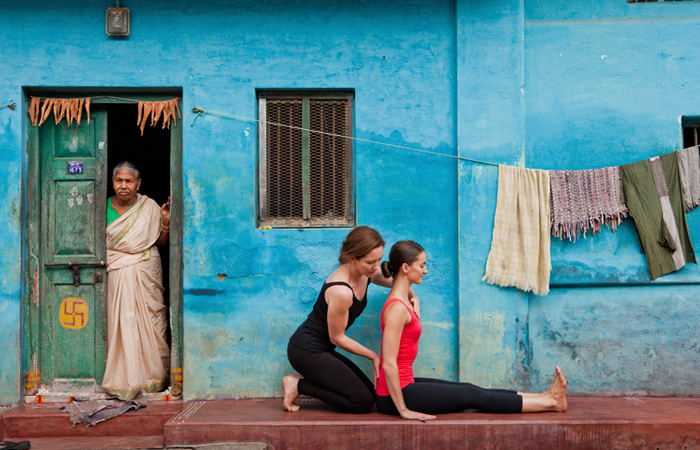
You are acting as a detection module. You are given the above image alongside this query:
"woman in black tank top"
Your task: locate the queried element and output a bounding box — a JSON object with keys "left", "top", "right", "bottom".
{"left": 282, "top": 226, "right": 420, "bottom": 413}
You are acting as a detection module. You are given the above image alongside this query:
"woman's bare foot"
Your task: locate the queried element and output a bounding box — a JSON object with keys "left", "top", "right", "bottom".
{"left": 283, "top": 374, "right": 302, "bottom": 412}
{"left": 549, "top": 366, "right": 568, "bottom": 412}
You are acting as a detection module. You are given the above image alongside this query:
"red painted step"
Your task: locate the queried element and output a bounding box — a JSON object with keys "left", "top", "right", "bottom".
{"left": 2, "top": 401, "right": 182, "bottom": 439}
{"left": 1, "top": 435, "right": 164, "bottom": 450}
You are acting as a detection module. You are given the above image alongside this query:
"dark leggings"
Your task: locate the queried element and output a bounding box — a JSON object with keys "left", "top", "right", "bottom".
{"left": 287, "top": 342, "right": 375, "bottom": 414}
{"left": 376, "top": 377, "right": 522, "bottom": 415}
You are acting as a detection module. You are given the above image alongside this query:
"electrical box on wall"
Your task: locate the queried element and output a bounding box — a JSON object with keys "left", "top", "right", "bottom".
{"left": 106, "top": 7, "right": 130, "bottom": 36}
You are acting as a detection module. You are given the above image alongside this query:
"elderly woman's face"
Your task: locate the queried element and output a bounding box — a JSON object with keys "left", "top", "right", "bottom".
{"left": 113, "top": 169, "right": 141, "bottom": 204}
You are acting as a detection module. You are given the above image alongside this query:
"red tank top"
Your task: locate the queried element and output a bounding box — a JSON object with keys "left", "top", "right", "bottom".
{"left": 376, "top": 298, "right": 421, "bottom": 396}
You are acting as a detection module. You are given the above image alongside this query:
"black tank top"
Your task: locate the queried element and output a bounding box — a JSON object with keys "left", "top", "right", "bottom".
{"left": 288, "top": 279, "right": 370, "bottom": 353}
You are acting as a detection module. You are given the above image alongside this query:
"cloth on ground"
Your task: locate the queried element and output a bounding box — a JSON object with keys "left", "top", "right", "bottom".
{"left": 620, "top": 152, "right": 696, "bottom": 281}
{"left": 60, "top": 391, "right": 148, "bottom": 427}
{"left": 678, "top": 145, "right": 700, "bottom": 212}
{"left": 483, "top": 165, "right": 551, "bottom": 296}
{"left": 549, "top": 166, "right": 627, "bottom": 241}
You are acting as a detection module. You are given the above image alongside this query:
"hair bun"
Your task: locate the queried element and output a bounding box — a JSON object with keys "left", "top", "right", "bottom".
{"left": 380, "top": 260, "right": 393, "bottom": 278}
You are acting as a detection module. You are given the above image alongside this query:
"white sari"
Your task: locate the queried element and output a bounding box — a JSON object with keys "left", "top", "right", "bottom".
{"left": 102, "top": 194, "right": 170, "bottom": 400}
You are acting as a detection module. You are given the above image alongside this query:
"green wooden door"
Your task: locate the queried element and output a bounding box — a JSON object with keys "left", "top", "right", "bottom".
{"left": 39, "top": 110, "right": 108, "bottom": 389}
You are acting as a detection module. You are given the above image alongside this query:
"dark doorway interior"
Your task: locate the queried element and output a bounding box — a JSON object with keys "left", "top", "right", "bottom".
{"left": 107, "top": 103, "right": 171, "bottom": 345}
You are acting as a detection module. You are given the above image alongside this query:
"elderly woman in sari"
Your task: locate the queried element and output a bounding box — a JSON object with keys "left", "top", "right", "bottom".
{"left": 101, "top": 161, "right": 171, "bottom": 400}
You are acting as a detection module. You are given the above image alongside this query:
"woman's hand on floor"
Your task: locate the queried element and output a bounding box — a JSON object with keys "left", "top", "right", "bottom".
{"left": 400, "top": 409, "right": 436, "bottom": 422}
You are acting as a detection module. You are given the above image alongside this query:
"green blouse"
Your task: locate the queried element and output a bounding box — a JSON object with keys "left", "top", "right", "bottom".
{"left": 107, "top": 196, "right": 139, "bottom": 226}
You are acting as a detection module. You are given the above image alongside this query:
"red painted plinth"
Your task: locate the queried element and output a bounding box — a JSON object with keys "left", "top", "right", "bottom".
{"left": 165, "top": 397, "right": 700, "bottom": 450}
{"left": 3, "top": 397, "right": 700, "bottom": 449}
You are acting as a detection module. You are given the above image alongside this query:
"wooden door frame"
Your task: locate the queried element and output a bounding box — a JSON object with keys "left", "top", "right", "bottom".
{"left": 23, "top": 88, "right": 184, "bottom": 398}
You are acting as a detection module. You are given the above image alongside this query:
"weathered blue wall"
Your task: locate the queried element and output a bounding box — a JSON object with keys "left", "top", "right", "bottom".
{"left": 0, "top": 91, "right": 22, "bottom": 404}
{"left": 526, "top": 0, "right": 700, "bottom": 394}
{"left": 0, "top": 0, "right": 459, "bottom": 402}
{"left": 180, "top": 0, "right": 459, "bottom": 398}
{"left": 2, "top": 0, "right": 700, "bottom": 404}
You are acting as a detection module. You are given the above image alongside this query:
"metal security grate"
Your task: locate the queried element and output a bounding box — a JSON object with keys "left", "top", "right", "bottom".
{"left": 309, "top": 100, "right": 349, "bottom": 220}
{"left": 259, "top": 93, "right": 354, "bottom": 227}
{"left": 266, "top": 99, "right": 304, "bottom": 219}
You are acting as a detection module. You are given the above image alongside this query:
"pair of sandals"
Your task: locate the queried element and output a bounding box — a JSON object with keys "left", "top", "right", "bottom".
{"left": 0, "top": 442, "right": 30, "bottom": 450}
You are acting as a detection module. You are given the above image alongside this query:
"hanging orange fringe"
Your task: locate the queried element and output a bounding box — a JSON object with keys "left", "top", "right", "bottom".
{"left": 28, "top": 97, "right": 91, "bottom": 127}
{"left": 29, "top": 97, "right": 180, "bottom": 135}
{"left": 137, "top": 99, "right": 181, "bottom": 135}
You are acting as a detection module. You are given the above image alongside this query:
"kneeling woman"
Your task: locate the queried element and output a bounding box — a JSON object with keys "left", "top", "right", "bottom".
{"left": 283, "top": 227, "right": 419, "bottom": 414}
{"left": 376, "top": 241, "right": 568, "bottom": 421}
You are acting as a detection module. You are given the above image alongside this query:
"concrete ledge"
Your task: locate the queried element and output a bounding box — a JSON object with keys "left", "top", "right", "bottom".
{"left": 4, "top": 397, "right": 700, "bottom": 449}
{"left": 164, "top": 397, "right": 700, "bottom": 450}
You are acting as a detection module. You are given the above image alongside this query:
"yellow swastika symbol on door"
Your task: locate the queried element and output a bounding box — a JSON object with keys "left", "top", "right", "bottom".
{"left": 59, "top": 297, "right": 89, "bottom": 330}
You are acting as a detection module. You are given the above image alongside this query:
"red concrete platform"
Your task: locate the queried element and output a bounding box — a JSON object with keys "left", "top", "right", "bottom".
{"left": 3, "top": 397, "right": 700, "bottom": 449}
{"left": 165, "top": 397, "right": 700, "bottom": 450}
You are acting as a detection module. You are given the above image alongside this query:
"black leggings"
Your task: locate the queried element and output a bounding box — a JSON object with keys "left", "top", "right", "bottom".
{"left": 287, "top": 342, "right": 375, "bottom": 414}
{"left": 376, "top": 377, "right": 522, "bottom": 415}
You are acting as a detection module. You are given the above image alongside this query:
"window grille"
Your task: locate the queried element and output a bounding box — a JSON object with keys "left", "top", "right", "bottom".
{"left": 258, "top": 92, "right": 354, "bottom": 227}
{"left": 682, "top": 117, "right": 700, "bottom": 148}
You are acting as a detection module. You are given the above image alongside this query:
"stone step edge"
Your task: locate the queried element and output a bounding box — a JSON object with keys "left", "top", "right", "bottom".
{"left": 23, "top": 392, "right": 182, "bottom": 403}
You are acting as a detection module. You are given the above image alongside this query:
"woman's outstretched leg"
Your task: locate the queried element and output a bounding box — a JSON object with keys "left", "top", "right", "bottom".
{"left": 521, "top": 366, "right": 568, "bottom": 413}
{"left": 283, "top": 373, "right": 302, "bottom": 412}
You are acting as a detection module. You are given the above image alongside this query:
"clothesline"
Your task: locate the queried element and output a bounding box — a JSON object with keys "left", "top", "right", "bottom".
{"left": 0, "top": 103, "right": 16, "bottom": 110}
{"left": 20, "top": 95, "right": 686, "bottom": 173}
{"left": 190, "top": 106, "right": 501, "bottom": 167}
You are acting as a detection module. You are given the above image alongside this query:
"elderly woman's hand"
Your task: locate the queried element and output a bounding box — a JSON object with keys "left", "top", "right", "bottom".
{"left": 160, "top": 197, "right": 171, "bottom": 225}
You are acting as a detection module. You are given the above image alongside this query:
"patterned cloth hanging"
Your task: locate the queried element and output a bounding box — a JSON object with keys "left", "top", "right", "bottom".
{"left": 678, "top": 145, "right": 700, "bottom": 213}
{"left": 483, "top": 166, "right": 551, "bottom": 296}
{"left": 136, "top": 99, "right": 181, "bottom": 135}
{"left": 28, "top": 97, "right": 91, "bottom": 127}
{"left": 549, "top": 166, "right": 628, "bottom": 241}
{"left": 620, "top": 152, "right": 696, "bottom": 281}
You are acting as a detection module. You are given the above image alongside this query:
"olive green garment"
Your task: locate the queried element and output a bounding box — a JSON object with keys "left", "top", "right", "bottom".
{"left": 620, "top": 152, "right": 696, "bottom": 281}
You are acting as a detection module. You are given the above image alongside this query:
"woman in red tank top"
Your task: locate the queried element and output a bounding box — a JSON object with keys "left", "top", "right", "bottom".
{"left": 376, "top": 241, "right": 569, "bottom": 421}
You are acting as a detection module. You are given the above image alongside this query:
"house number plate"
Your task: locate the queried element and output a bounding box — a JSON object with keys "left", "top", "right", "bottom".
{"left": 67, "top": 161, "right": 84, "bottom": 174}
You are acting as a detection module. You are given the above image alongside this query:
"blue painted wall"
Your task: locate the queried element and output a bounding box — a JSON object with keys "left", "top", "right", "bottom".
{"left": 1, "top": 0, "right": 700, "bottom": 403}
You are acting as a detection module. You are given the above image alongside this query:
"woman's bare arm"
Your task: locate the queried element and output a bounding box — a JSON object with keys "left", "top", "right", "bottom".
{"left": 326, "top": 286, "right": 381, "bottom": 385}
{"left": 382, "top": 301, "right": 435, "bottom": 421}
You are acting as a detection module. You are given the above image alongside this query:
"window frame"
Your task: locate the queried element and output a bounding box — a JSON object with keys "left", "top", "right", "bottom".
{"left": 257, "top": 90, "right": 355, "bottom": 228}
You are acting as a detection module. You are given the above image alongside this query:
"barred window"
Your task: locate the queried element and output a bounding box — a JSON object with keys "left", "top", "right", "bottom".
{"left": 258, "top": 92, "right": 354, "bottom": 227}
{"left": 682, "top": 117, "right": 700, "bottom": 148}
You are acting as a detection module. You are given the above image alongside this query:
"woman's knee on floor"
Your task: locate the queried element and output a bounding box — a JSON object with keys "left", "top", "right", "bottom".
{"left": 346, "top": 390, "right": 375, "bottom": 414}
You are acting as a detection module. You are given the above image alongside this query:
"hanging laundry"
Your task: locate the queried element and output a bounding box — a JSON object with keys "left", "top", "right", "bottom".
{"left": 678, "top": 145, "right": 700, "bottom": 212}
{"left": 136, "top": 99, "right": 181, "bottom": 135}
{"left": 620, "top": 152, "right": 696, "bottom": 281}
{"left": 549, "top": 167, "right": 627, "bottom": 241}
{"left": 483, "top": 166, "right": 551, "bottom": 296}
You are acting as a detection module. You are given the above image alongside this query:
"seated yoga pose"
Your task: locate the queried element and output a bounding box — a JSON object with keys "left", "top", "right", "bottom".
{"left": 282, "top": 227, "right": 420, "bottom": 413}
{"left": 376, "top": 240, "right": 568, "bottom": 421}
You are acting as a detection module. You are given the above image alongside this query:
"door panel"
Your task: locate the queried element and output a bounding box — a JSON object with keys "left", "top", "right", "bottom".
{"left": 54, "top": 180, "right": 97, "bottom": 256}
{"left": 53, "top": 285, "right": 95, "bottom": 378}
{"left": 39, "top": 110, "right": 107, "bottom": 388}
{"left": 54, "top": 122, "right": 94, "bottom": 158}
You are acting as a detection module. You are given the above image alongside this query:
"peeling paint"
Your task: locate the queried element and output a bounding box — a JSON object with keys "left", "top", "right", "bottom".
{"left": 32, "top": 269, "right": 39, "bottom": 307}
